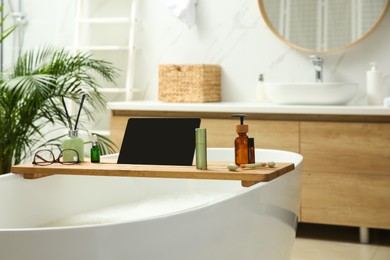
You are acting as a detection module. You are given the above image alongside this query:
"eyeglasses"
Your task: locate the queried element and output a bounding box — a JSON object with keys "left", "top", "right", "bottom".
{"left": 32, "top": 149, "right": 80, "bottom": 166}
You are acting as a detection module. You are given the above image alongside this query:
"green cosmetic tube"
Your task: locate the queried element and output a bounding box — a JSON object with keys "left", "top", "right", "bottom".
{"left": 195, "top": 128, "right": 207, "bottom": 170}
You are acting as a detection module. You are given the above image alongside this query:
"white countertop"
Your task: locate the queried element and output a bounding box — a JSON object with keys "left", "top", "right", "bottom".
{"left": 108, "top": 101, "right": 390, "bottom": 116}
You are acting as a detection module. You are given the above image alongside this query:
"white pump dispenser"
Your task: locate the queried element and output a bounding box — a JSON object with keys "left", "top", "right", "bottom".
{"left": 367, "top": 62, "right": 383, "bottom": 105}
{"left": 256, "top": 74, "right": 268, "bottom": 102}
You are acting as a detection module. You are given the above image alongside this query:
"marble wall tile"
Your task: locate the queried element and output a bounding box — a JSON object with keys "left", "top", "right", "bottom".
{"left": 6, "top": 0, "right": 390, "bottom": 105}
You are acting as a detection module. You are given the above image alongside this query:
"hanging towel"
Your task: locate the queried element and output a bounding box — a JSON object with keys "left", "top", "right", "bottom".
{"left": 166, "top": 0, "right": 198, "bottom": 28}
{"left": 384, "top": 97, "right": 390, "bottom": 107}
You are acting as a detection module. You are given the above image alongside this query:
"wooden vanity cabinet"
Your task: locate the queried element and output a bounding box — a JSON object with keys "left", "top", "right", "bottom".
{"left": 300, "top": 122, "right": 390, "bottom": 229}
{"left": 109, "top": 114, "right": 300, "bottom": 153}
{"left": 110, "top": 115, "right": 131, "bottom": 149}
{"left": 110, "top": 110, "right": 390, "bottom": 229}
{"left": 200, "top": 119, "right": 300, "bottom": 153}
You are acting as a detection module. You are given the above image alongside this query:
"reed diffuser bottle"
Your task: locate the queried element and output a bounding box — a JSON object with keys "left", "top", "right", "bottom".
{"left": 61, "top": 95, "right": 86, "bottom": 162}
{"left": 232, "top": 114, "right": 249, "bottom": 166}
{"left": 63, "top": 130, "right": 84, "bottom": 162}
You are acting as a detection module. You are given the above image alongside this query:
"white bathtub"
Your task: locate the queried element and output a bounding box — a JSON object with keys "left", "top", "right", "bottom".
{"left": 0, "top": 148, "right": 302, "bottom": 260}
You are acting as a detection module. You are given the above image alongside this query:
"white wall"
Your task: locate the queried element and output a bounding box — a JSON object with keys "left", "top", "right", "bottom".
{"left": 133, "top": 0, "right": 390, "bottom": 104}
{"left": 2, "top": 0, "right": 75, "bottom": 66}
{"left": 3, "top": 0, "right": 390, "bottom": 105}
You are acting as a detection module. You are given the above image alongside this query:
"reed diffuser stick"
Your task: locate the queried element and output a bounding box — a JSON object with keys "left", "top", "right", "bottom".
{"left": 61, "top": 96, "right": 72, "bottom": 130}
{"left": 74, "top": 94, "right": 86, "bottom": 131}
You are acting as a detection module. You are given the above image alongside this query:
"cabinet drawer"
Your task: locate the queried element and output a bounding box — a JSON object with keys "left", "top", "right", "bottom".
{"left": 301, "top": 171, "right": 390, "bottom": 228}
{"left": 301, "top": 122, "right": 390, "bottom": 175}
{"left": 110, "top": 115, "right": 129, "bottom": 151}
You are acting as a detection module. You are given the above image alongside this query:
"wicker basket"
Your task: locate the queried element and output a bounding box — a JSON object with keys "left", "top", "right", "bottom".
{"left": 158, "top": 64, "right": 221, "bottom": 103}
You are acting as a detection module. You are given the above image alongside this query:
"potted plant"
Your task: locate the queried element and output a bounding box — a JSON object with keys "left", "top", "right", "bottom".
{"left": 0, "top": 46, "right": 119, "bottom": 174}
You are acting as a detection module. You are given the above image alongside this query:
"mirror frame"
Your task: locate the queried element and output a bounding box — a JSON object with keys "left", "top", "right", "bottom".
{"left": 258, "top": 0, "right": 390, "bottom": 53}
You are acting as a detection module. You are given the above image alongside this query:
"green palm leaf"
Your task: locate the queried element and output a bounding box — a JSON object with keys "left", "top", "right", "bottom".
{"left": 0, "top": 5, "right": 16, "bottom": 43}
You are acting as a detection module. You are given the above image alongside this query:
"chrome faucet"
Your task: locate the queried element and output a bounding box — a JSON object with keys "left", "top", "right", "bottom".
{"left": 310, "top": 55, "right": 323, "bottom": 82}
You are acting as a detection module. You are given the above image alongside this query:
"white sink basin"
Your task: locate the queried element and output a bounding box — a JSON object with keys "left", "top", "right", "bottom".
{"left": 263, "top": 82, "right": 359, "bottom": 105}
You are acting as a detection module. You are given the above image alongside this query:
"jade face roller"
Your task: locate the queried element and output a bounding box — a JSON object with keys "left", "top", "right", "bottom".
{"left": 227, "top": 162, "right": 276, "bottom": 171}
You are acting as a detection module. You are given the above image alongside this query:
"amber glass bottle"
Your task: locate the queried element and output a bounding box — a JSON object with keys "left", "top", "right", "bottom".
{"left": 232, "top": 114, "right": 249, "bottom": 166}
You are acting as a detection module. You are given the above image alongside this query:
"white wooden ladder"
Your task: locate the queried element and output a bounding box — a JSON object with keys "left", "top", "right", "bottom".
{"left": 73, "top": 0, "right": 138, "bottom": 101}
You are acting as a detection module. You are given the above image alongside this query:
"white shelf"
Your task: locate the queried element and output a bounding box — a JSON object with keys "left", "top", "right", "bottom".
{"left": 100, "top": 88, "right": 126, "bottom": 93}
{"left": 78, "top": 17, "right": 131, "bottom": 24}
{"left": 99, "top": 88, "right": 142, "bottom": 95}
{"left": 74, "top": 46, "right": 129, "bottom": 51}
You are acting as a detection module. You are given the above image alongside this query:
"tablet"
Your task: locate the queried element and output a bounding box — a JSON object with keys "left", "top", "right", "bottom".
{"left": 117, "top": 117, "right": 201, "bottom": 166}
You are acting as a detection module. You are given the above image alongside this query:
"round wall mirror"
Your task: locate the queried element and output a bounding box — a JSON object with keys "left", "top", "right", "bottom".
{"left": 258, "top": 0, "right": 389, "bottom": 53}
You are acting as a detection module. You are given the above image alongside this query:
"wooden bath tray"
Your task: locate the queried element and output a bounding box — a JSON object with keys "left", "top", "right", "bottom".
{"left": 11, "top": 158, "right": 295, "bottom": 187}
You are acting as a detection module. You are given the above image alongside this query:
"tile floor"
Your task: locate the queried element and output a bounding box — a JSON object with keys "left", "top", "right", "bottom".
{"left": 291, "top": 223, "right": 390, "bottom": 260}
